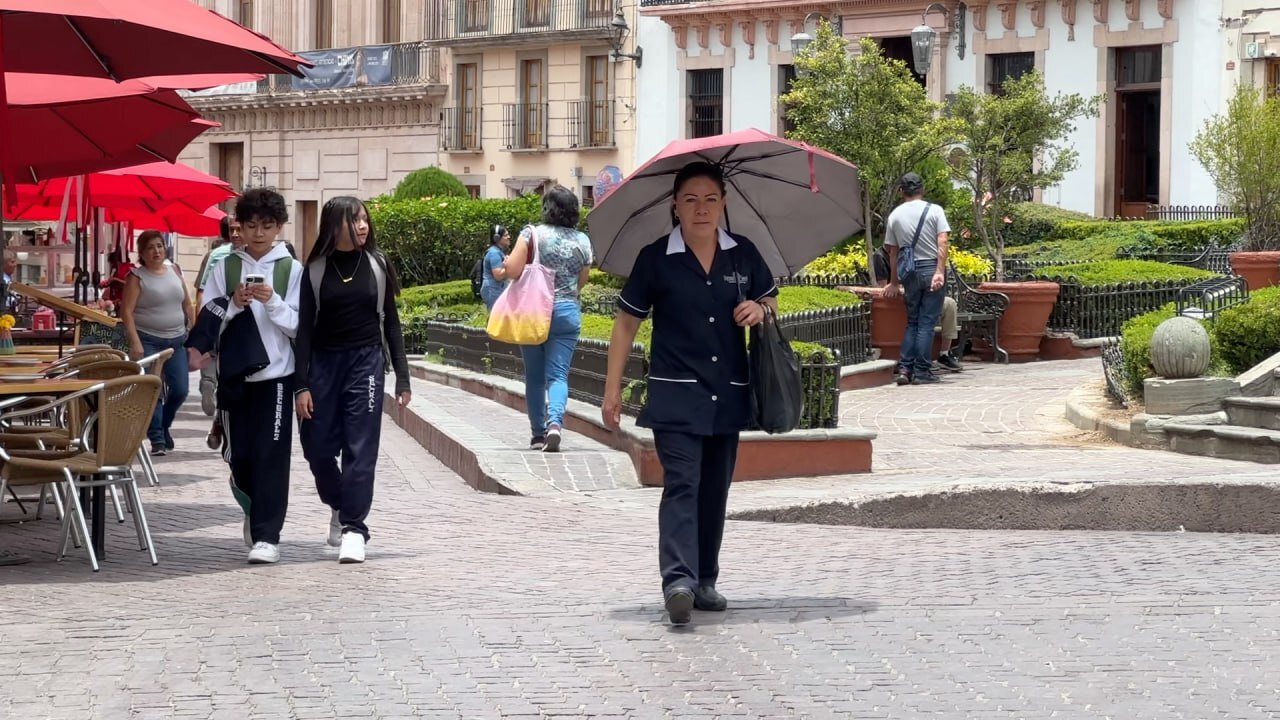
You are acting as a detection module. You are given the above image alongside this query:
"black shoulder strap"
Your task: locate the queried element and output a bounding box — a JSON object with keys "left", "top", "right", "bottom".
{"left": 909, "top": 202, "right": 931, "bottom": 250}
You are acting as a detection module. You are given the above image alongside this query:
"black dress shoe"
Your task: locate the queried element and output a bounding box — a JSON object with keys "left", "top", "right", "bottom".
{"left": 664, "top": 587, "right": 695, "bottom": 626}
{"left": 694, "top": 586, "right": 728, "bottom": 612}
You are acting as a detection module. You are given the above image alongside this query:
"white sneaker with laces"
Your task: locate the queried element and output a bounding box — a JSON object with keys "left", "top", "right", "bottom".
{"left": 338, "top": 532, "right": 365, "bottom": 564}
{"left": 243, "top": 516, "right": 252, "bottom": 548}
{"left": 327, "top": 510, "right": 342, "bottom": 547}
{"left": 247, "top": 541, "right": 279, "bottom": 564}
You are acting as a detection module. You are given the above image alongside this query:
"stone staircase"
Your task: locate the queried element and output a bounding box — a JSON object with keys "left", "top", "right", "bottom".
{"left": 1163, "top": 370, "right": 1280, "bottom": 464}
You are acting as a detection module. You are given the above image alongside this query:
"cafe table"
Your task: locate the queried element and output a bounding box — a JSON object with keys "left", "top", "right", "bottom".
{"left": 0, "top": 378, "right": 110, "bottom": 559}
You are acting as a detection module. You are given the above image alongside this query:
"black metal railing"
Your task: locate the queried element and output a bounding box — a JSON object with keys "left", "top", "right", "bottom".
{"left": 1115, "top": 243, "right": 1240, "bottom": 275}
{"left": 1175, "top": 276, "right": 1249, "bottom": 321}
{"left": 568, "top": 99, "right": 614, "bottom": 148}
{"left": 778, "top": 305, "right": 871, "bottom": 366}
{"left": 437, "top": 0, "right": 614, "bottom": 39}
{"left": 1001, "top": 257, "right": 1088, "bottom": 280}
{"left": 441, "top": 106, "right": 483, "bottom": 151}
{"left": 502, "top": 102, "right": 548, "bottom": 150}
{"left": 777, "top": 272, "right": 870, "bottom": 288}
{"left": 243, "top": 41, "right": 441, "bottom": 95}
{"left": 1035, "top": 277, "right": 1206, "bottom": 339}
{"left": 1100, "top": 340, "right": 1130, "bottom": 408}
{"left": 1145, "top": 204, "right": 1241, "bottom": 221}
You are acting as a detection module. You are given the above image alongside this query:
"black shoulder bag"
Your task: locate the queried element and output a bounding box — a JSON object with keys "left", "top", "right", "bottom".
{"left": 733, "top": 253, "right": 803, "bottom": 434}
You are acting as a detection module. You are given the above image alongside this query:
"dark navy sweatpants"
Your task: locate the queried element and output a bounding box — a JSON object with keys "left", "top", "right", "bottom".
{"left": 300, "top": 344, "right": 385, "bottom": 541}
{"left": 653, "top": 431, "right": 740, "bottom": 596}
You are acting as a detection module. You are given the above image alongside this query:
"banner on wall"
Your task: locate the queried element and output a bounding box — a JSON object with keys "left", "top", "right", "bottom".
{"left": 290, "top": 45, "right": 395, "bottom": 92}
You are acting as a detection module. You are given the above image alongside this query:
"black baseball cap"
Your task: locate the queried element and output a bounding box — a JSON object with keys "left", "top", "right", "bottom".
{"left": 899, "top": 172, "right": 925, "bottom": 194}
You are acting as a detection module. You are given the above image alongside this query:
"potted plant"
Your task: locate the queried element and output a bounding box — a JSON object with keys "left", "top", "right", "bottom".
{"left": 946, "top": 72, "right": 1099, "bottom": 360}
{"left": 1192, "top": 83, "right": 1280, "bottom": 289}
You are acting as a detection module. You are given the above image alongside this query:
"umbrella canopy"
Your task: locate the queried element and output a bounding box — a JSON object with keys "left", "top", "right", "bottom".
{"left": 587, "top": 128, "right": 863, "bottom": 278}
{"left": 5, "top": 73, "right": 211, "bottom": 183}
{"left": 113, "top": 205, "right": 226, "bottom": 237}
{"left": 10, "top": 161, "right": 235, "bottom": 219}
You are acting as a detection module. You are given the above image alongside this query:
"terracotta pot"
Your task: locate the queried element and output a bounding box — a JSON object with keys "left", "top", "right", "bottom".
{"left": 1229, "top": 251, "right": 1280, "bottom": 290}
{"left": 863, "top": 287, "right": 944, "bottom": 362}
{"left": 977, "top": 280, "right": 1060, "bottom": 362}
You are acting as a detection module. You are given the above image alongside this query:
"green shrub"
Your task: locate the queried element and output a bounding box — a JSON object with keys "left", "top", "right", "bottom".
{"left": 1119, "top": 305, "right": 1226, "bottom": 397}
{"left": 1003, "top": 202, "right": 1095, "bottom": 247}
{"left": 1213, "top": 286, "right": 1280, "bottom": 373}
{"left": 392, "top": 166, "right": 469, "bottom": 201}
{"left": 587, "top": 268, "right": 626, "bottom": 289}
{"left": 398, "top": 280, "right": 477, "bottom": 312}
{"left": 1054, "top": 218, "right": 1245, "bottom": 249}
{"left": 1035, "top": 260, "right": 1216, "bottom": 286}
{"left": 1006, "top": 227, "right": 1154, "bottom": 263}
{"left": 776, "top": 286, "right": 861, "bottom": 313}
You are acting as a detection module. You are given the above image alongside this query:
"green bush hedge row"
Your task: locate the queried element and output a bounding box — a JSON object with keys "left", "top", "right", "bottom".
{"left": 1003, "top": 202, "right": 1096, "bottom": 247}
{"left": 1119, "top": 286, "right": 1280, "bottom": 396}
{"left": 1034, "top": 260, "right": 1216, "bottom": 286}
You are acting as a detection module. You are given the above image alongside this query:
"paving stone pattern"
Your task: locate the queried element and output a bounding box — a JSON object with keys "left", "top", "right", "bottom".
{"left": 2, "top": 363, "right": 1279, "bottom": 718}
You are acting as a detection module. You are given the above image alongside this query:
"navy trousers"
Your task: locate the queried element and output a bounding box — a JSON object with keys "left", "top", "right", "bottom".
{"left": 300, "top": 344, "right": 385, "bottom": 541}
{"left": 653, "top": 431, "right": 740, "bottom": 595}
{"left": 226, "top": 374, "right": 294, "bottom": 545}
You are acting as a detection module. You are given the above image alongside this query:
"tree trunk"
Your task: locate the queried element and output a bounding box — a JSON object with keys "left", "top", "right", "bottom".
{"left": 864, "top": 189, "right": 877, "bottom": 285}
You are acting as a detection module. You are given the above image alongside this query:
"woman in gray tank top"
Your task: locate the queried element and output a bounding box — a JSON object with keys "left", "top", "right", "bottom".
{"left": 121, "top": 230, "right": 195, "bottom": 456}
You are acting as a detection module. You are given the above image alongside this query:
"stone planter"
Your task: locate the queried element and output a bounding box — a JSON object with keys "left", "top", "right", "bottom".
{"left": 977, "top": 280, "right": 1060, "bottom": 362}
{"left": 1229, "top": 250, "right": 1280, "bottom": 290}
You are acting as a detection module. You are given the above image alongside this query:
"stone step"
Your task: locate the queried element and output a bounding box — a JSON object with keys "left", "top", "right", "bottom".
{"left": 1225, "top": 396, "right": 1280, "bottom": 431}
{"left": 1162, "top": 423, "right": 1280, "bottom": 464}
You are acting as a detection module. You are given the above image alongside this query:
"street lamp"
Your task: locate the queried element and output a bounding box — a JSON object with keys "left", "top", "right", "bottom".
{"left": 790, "top": 11, "right": 843, "bottom": 55}
{"left": 911, "top": 2, "right": 967, "bottom": 76}
{"left": 609, "top": 10, "right": 643, "bottom": 68}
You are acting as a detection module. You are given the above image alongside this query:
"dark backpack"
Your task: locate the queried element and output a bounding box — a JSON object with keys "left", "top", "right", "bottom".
{"left": 470, "top": 257, "right": 484, "bottom": 299}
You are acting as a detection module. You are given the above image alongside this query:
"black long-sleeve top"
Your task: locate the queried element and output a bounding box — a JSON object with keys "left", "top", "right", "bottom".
{"left": 295, "top": 249, "right": 411, "bottom": 396}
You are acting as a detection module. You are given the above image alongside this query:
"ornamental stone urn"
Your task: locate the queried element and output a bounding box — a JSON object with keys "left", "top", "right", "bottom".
{"left": 1150, "top": 316, "right": 1211, "bottom": 379}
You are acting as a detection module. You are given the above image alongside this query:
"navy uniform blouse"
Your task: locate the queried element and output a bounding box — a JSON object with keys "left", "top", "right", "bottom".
{"left": 617, "top": 226, "right": 779, "bottom": 436}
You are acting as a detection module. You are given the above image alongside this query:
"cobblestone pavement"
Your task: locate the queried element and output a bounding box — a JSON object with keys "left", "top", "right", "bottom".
{"left": 3, "top": 365, "right": 1280, "bottom": 719}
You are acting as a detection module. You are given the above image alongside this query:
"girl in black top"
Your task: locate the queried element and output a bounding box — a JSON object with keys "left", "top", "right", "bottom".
{"left": 295, "top": 196, "right": 412, "bottom": 564}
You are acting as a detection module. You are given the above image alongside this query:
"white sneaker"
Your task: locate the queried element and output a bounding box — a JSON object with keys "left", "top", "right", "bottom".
{"left": 338, "top": 533, "right": 365, "bottom": 564}
{"left": 247, "top": 541, "right": 279, "bottom": 564}
{"left": 327, "top": 510, "right": 342, "bottom": 547}
{"left": 243, "top": 516, "right": 252, "bottom": 548}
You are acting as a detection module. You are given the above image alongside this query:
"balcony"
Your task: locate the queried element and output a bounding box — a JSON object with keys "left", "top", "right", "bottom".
{"left": 426, "top": 0, "right": 614, "bottom": 46}
{"left": 441, "top": 106, "right": 484, "bottom": 152}
{"left": 183, "top": 41, "right": 444, "bottom": 108}
{"left": 567, "top": 99, "right": 614, "bottom": 149}
{"left": 503, "top": 102, "right": 549, "bottom": 150}
{"left": 639, "top": 0, "right": 690, "bottom": 4}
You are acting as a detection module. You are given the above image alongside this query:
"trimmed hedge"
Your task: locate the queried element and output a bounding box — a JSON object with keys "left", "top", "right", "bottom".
{"left": 1214, "top": 286, "right": 1280, "bottom": 374}
{"left": 1034, "top": 260, "right": 1216, "bottom": 286}
{"left": 1006, "top": 228, "right": 1156, "bottom": 263}
{"left": 1003, "top": 202, "right": 1095, "bottom": 247}
{"left": 1053, "top": 218, "right": 1245, "bottom": 249}
{"left": 392, "top": 167, "right": 469, "bottom": 201}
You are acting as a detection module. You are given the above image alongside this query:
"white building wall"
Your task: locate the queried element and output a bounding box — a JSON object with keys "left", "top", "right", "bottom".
{"left": 634, "top": 16, "right": 681, "bottom": 166}
{"left": 1168, "top": 0, "right": 1223, "bottom": 206}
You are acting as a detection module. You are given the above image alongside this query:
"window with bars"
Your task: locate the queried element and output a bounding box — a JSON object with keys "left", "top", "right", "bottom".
{"left": 688, "top": 69, "right": 724, "bottom": 139}
{"left": 778, "top": 64, "right": 797, "bottom": 136}
{"left": 586, "top": 55, "right": 611, "bottom": 147}
{"left": 987, "top": 52, "right": 1034, "bottom": 95}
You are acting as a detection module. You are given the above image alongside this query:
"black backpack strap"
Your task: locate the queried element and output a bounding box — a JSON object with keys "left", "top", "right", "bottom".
{"left": 909, "top": 202, "right": 931, "bottom": 250}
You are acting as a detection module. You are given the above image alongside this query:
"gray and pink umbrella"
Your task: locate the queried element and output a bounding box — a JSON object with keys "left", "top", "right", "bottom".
{"left": 587, "top": 128, "right": 863, "bottom": 278}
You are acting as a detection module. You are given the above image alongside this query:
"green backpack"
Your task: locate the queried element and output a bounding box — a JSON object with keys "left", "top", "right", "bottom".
{"left": 223, "top": 253, "right": 294, "bottom": 299}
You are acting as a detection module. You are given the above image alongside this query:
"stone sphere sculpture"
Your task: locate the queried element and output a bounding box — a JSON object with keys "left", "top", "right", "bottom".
{"left": 1150, "top": 316, "right": 1212, "bottom": 379}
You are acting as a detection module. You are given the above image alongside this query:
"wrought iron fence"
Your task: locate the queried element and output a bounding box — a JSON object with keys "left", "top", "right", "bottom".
{"left": 1000, "top": 257, "right": 1087, "bottom": 280}
{"left": 567, "top": 99, "right": 614, "bottom": 148}
{"left": 437, "top": 0, "right": 614, "bottom": 38}
{"left": 1175, "top": 276, "right": 1249, "bottom": 321}
{"left": 777, "top": 272, "right": 869, "bottom": 288}
{"left": 778, "top": 305, "right": 872, "bottom": 365}
{"left": 1037, "top": 277, "right": 1203, "bottom": 339}
{"left": 441, "top": 106, "right": 483, "bottom": 151}
{"left": 1115, "top": 243, "right": 1240, "bottom": 275}
{"left": 1100, "top": 339, "right": 1130, "bottom": 408}
{"left": 1145, "top": 205, "right": 1241, "bottom": 221}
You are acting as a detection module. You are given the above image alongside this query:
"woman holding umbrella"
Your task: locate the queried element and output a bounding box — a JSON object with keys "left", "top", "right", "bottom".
{"left": 602, "top": 162, "right": 778, "bottom": 626}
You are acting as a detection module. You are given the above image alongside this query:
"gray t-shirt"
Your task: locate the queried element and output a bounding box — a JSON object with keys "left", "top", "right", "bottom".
{"left": 131, "top": 264, "right": 187, "bottom": 339}
{"left": 884, "top": 199, "right": 951, "bottom": 262}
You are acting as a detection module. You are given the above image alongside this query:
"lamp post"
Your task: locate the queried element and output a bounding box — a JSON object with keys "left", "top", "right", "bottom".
{"left": 790, "top": 11, "right": 843, "bottom": 56}
{"left": 609, "top": 10, "right": 643, "bottom": 68}
{"left": 911, "top": 2, "right": 967, "bottom": 77}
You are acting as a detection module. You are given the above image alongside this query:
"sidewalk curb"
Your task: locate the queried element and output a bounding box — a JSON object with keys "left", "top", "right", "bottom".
{"left": 383, "top": 398, "right": 527, "bottom": 497}
{"left": 1063, "top": 383, "right": 1167, "bottom": 450}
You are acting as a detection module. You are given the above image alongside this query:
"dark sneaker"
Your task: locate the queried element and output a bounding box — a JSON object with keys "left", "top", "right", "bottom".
{"left": 694, "top": 585, "right": 728, "bottom": 612}
{"left": 543, "top": 424, "right": 562, "bottom": 453}
{"left": 937, "top": 353, "right": 964, "bottom": 373}
{"left": 529, "top": 435, "right": 546, "bottom": 451}
{"left": 164, "top": 430, "right": 175, "bottom": 451}
{"left": 206, "top": 418, "right": 224, "bottom": 451}
{"left": 894, "top": 371, "right": 912, "bottom": 386}
{"left": 912, "top": 372, "right": 942, "bottom": 385}
{"left": 149, "top": 441, "right": 167, "bottom": 456}
{"left": 665, "top": 587, "right": 695, "bottom": 626}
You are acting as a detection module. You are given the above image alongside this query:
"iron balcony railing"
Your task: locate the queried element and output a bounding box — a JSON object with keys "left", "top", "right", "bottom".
{"left": 236, "top": 41, "right": 442, "bottom": 95}
{"left": 427, "top": 0, "right": 613, "bottom": 39}
{"left": 502, "top": 102, "right": 549, "bottom": 150}
{"left": 567, "top": 99, "right": 614, "bottom": 148}
{"left": 441, "top": 106, "right": 483, "bottom": 152}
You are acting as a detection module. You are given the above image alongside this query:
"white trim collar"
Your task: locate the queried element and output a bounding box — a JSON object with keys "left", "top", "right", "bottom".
{"left": 665, "top": 225, "right": 738, "bottom": 255}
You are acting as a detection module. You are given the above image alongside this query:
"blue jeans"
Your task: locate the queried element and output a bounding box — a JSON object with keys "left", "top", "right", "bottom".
{"left": 481, "top": 284, "right": 503, "bottom": 311}
{"left": 520, "top": 300, "right": 581, "bottom": 436}
{"left": 899, "top": 261, "right": 946, "bottom": 376}
{"left": 138, "top": 330, "right": 190, "bottom": 444}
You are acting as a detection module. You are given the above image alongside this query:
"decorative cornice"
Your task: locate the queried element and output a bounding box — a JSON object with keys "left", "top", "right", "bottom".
{"left": 969, "top": 1, "right": 989, "bottom": 32}
{"left": 672, "top": 22, "right": 688, "bottom": 50}
{"left": 1060, "top": 0, "right": 1077, "bottom": 26}
{"left": 740, "top": 20, "right": 757, "bottom": 58}
{"left": 761, "top": 16, "right": 779, "bottom": 45}
{"left": 1124, "top": 0, "right": 1139, "bottom": 22}
{"left": 1092, "top": 0, "right": 1108, "bottom": 24}
{"left": 1028, "top": 0, "right": 1046, "bottom": 28}
{"left": 695, "top": 22, "right": 711, "bottom": 49}
{"left": 1157, "top": 0, "right": 1172, "bottom": 19}
{"left": 199, "top": 99, "right": 437, "bottom": 134}
{"left": 996, "top": 1, "right": 1017, "bottom": 30}
{"left": 712, "top": 14, "right": 732, "bottom": 48}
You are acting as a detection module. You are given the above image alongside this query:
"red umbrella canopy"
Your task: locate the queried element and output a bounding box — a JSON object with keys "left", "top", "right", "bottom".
{"left": 0, "top": 1, "right": 308, "bottom": 79}
{"left": 113, "top": 205, "right": 226, "bottom": 237}
{"left": 587, "top": 128, "right": 864, "bottom": 277}
{"left": 4, "top": 73, "right": 213, "bottom": 183}
{"left": 8, "top": 161, "right": 236, "bottom": 220}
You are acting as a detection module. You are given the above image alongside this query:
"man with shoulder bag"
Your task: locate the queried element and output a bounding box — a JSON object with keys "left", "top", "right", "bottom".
{"left": 882, "top": 172, "right": 952, "bottom": 385}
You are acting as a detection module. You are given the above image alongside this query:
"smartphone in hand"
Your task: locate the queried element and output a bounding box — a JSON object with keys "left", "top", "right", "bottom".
{"left": 245, "top": 274, "right": 265, "bottom": 285}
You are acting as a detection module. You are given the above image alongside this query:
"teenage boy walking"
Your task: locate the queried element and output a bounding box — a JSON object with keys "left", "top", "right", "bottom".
{"left": 203, "top": 188, "right": 302, "bottom": 564}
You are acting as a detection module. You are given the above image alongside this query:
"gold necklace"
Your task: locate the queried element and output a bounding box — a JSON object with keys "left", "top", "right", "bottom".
{"left": 335, "top": 251, "right": 363, "bottom": 283}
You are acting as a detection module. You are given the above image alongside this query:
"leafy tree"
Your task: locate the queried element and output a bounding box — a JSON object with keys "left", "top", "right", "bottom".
{"left": 783, "top": 29, "right": 956, "bottom": 283}
{"left": 1191, "top": 83, "right": 1280, "bottom": 251}
{"left": 393, "top": 166, "right": 469, "bottom": 201}
{"left": 946, "top": 71, "right": 1099, "bottom": 280}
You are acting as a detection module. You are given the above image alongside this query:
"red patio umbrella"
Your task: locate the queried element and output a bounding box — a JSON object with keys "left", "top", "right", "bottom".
{"left": 4, "top": 73, "right": 212, "bottom": 184}
{"left": 112, "top": 205, "right": 226, "bottom": 237}
{"left": 10, "top": 161, "right": 236, "bottom": 219}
